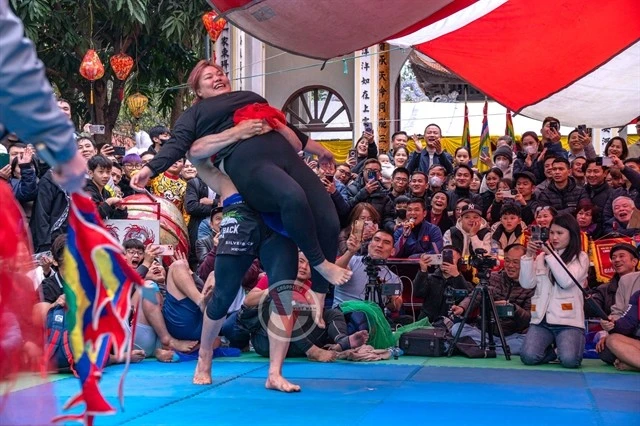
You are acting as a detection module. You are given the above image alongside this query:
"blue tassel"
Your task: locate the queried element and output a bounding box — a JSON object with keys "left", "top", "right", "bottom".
{"left": 343, "top": 59, "right": 348, "bottom": 75}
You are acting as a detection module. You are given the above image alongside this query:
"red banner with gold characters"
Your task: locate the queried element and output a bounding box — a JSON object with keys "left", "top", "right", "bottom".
{"left": 590, "top": 236, "right": 634, "bottom": 283}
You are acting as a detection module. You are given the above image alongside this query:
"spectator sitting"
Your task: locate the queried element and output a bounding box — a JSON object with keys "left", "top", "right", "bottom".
{"left": 446, "top": 164, "right": 484, "bottom": 212}
{"left": 392, "top": 146, "right": 410, "bottom": 169}
{"left": 346, "top": 159, "right": 394, "bottom": 225}
{"left": 185, "top": 171, "right": 214, "bottom": 268}
{"left": 491, "top": 171, "right": 539, "bottom": 226}
{"left": 413, "top": 245, "right": 472, "bottom": 323}
{"left": 393, "top": 198, "right": 443, "bottom": 258}
{"left": 533, "top": 205, "right": 557, "bottom": 229}
{"left": 426, "top": 191, "right": 454, "bottom": 236}
{"left": 195, "top": 206, "right": 223, "bottom": 265}
{"left": 479, "top": 168, "right": 503, "bottom": 218}
{"left": 29, "top": 167, "right": 71, "bottom": 253}
{"left": 337, "top": 202, "right": 380, "bottom": 257}
{"left": 84, "top": 155, "right": 128, "bottom": 220}
{"left": 603, "top": 136, "right": 628, "bottom": 161}
{"left": 533, "top": 155, "right": 558, "bottom": 194}
{"left": 443, "top": 203, "right": 491, "bottom": 259}
{"left": 589, "top": 243, "right": 639, "bottom": 318}
{"left": 451, "top": 244, "right": 534, "bottom": 355}
{"left": 604, "top": 196, "right": 640, "bottom": 237}
{"left": 571, "top": 156, "right": 587, "bottom": 187}
{"left": 575, "top": 200, "right": 602, "bottom": 240}
{"left": 408, "top": 171, "right": 430, "bottom": 204}
{"left": 583, "top": 158, "right": 612, "bottom": 222}
{"left": 598, "top": 290, "right": 640, "bottom": 371}
{"left": 490, "top": 204, "right": 526, "bottom": 250}
{"left": 609, "top": 270, "right": 640, "bottom": 320}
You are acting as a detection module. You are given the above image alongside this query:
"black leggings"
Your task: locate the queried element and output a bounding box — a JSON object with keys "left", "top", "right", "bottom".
{"left": 224, "top": 136, "right": 340, "bottom": 294}
{"left": 206, "top": 230, "right": 299, "bottom": 321}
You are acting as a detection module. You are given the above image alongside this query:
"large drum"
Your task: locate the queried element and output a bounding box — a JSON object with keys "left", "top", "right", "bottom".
{"left": 123, "top": 193, "right": 189, "bottom": 256}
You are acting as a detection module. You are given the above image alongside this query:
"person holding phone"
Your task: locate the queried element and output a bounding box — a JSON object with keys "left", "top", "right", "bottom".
{"left": 567, "top": 128, "right": 596, "bottom": 163}
{"left": 540, "top": 117, "right": 569, "bottom": 160}
{"left": 519, "top": 213, "right": 589, "bottom": 368}
{"left": 345, "top": 159, "right": 395, "bottom": 230}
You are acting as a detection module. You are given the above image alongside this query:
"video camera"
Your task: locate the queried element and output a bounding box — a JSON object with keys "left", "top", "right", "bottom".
{"left": 362, "top": 256, "right": 401, "bottom": 297}
{"left": 444, "top": 287, "right": 468, "bottom": 307}
{"left": 530, "top": 225, "right": 549, "bottom": 243}
{"left": 495, "top": 303, "right": 515, "bottom": 318}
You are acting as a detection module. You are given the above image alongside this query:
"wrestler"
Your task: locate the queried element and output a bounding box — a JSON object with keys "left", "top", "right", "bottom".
{"left": 132, "top": 60, "right": 351, "bottom": 319}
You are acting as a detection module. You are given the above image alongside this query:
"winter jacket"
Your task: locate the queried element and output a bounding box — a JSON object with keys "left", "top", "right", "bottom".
{"left": 611, "top": 289, "right": 640, "bottom": 337}
{"left": 425, "top": 208, "right": 454, "bottom": 236}
{"left": 489, "top": 221, "right": 527, "bottom": 250}
{"left": 407, "top": 149, "right": 453, "bottom": 175}
{"left": 537, "top": 177, "right": 588, "bottom": 215}
{"left": 603, "top": 217, "right": 639, "bottom": 237}
{"left": 602, "top": 166, "right": 640, "bottom": 224}
{"left": 347, "top": 177, "right": 395, "bottom": 227}
{"left": 610, "top": 271, "right": 640, "bottom": 319}
{"left": 443, "top": 218, "right": 492, "bottom": 258}
{"left": 490, "top": 196, "right": 539, "bottom": 226}
{"left": 513, "top": 152, "right": 545, "bottom": 184}
{"left": 393, "top": 220, "right": 443, "bottom": 258}
{"left": 185, "top": 177, "right": 214, "bottom": 263}
{"left": 29, "top": 170, "right": 70, "bottom": 253}
{"left": 459, "top": 271, "right": 534, "bottom": 336}
{"left": 10, "top": 164, "right": 37, "bottom": 202}
{"left": 413, "top": 268, "right": 472, "bottom": 322}
{"left": 84, "top": 179, "right": 128, "bottom": 220}
{"left": 519, "top": 251, "right": 589, "bottom": 329}
{"left": 584, "top": 182, "right": 612, "bottom": 220}
{"left": 588, "top": 274, "right": 621, "bottom": 317}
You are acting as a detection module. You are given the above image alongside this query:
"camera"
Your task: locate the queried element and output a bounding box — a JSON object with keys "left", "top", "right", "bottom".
{"left": 362, "top": 256, "right": 401, "bottom": 297}
{"left": 468, "top": 248, "right": 497, "bottom": 270}
{"left": 530, "top": 225, "right": 549, "bottom": 243}
{"left": 496, "top": 303, "right": 515, "bottom": 318}
{"left": 444, "top": 286, "right": 468, "bottom": 306}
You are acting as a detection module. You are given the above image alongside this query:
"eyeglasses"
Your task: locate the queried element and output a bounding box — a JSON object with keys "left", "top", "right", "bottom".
{"left": 125, "top": 249, "right": 144, "bottom": 256}
{"left": 124, "top": 163, "right": 143, "bottom": 169}
{"left": 535, "top": 206, "right": 552, "bottom": 214}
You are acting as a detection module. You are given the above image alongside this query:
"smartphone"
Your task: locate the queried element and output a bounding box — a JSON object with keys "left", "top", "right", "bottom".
{"left": 113, "top": 146, "right": 126, "bottom": 156}
{"left": 89, "top": 124, "right": 105, "bottom": 135}
{"left": 549, "top": 122, "right": 559, "bottom": 131}
{"left": 481, "top": 146, "right": 489, "bottom": 156}
{"left": 442, "top": 249, "right": 454, "bottom": 265}
{"left": 363, "top": 121, "right": 373, "bottom": 133}
{"left": 577, "top": 124, "right": 587, "bottom": 135}
{"left": 367, "top": 170, "right": 377, "bottom": 181}
{"left": 602, "top": 156, "right": 614, "bottom": 167}
{"left": 500, "top": 189, "right": 515, "bottom": 199}
{"left": 351, "top": 220, "right": 365, "bottom": 243}
{"left": 425, "top": 254, "right": 443, "bottom": 265}
{"left": 33, "top": 250, "right": 53, "bottom": 266}
{"left": 348, "top": 149, "right": 356, "bottom": 161}
{"left": 0, "top": 153, "right": 8, "bottom": 168}
{"left": 157, "top": 244, "right": 174, "bottom": 257}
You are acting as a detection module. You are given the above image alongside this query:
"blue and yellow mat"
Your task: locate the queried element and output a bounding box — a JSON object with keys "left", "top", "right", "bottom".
{"left": 5, "top": 355, "right": 640, "bottom": 425}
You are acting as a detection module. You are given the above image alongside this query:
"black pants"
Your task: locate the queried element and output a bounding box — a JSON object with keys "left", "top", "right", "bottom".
{"left": 224, "top": 136, "right": 340, "bottom": 294}
{"left": 252, "top": 308, "right": 350, "bottom": 357}
{"left": 206, "top": 230, "right": 298, "bottom": 321}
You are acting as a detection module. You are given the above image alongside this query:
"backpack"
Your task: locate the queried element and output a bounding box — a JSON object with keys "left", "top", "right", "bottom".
{"left": 43, "top": 305, "right": 76, "bottom": 374}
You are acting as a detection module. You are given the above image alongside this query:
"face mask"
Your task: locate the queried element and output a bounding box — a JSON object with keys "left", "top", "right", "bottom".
{"left": 496, "top": 159, "right": 509, "bottom": 170}
{"left": 429, "top": 176, "right": 443, "bottom": 187}
{"left": 525, "top": 145, "right": 538, "bottom": 155}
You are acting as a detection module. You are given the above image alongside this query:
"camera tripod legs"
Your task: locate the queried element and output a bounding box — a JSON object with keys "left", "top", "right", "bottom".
{"left": 447, "top": 283, "right": 511, "bottom": 360}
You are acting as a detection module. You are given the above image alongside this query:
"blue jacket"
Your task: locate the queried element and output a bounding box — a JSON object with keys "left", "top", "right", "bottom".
{"left": 393, "top": 220, "right": 443, "bottom": 258}
{"left": 407, "top": 150, "right": 453, "bottom": 175}
{"left": 612, "top": 289, "right": 640, "bottom": 337}
{"left": 10, "top": 165, "right": 38, "bottom": 202}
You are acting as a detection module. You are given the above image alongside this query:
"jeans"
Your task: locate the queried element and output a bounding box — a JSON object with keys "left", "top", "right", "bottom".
{"left": 520, "top": 322, "right": 585, "bottom": 368}
{"left": 451, "top": 323, "right": 526, "bottom": 356}
{"left": 220, "top": 311, "right": 252, "bottom": 350}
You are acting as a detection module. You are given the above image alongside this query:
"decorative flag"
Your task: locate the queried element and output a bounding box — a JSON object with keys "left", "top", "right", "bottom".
{"left": 461, "top": 98, "right": 471, "bottom": 153}
{"left": 478, "top": 99, "right": 491, "bottom": 173}
{"left": 53, "top": 193, "right": 145, "bottom": 425}
{"left": 505, "top": 109, "right": 515, "bottom": 145}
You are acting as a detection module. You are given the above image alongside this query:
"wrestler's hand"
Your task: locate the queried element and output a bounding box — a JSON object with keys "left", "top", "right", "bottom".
{"left": 131, "top": 165, "right": 153, "bottom": 191}
{"left": 52, "top": 150, "right": 88, "bottom": 193}
{"left": 234, "top": 119, "right": 264, "bottom": 140}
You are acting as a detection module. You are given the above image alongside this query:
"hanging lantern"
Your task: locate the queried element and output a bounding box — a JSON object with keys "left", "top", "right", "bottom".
{"left": 110, "top": 53, "right": 134, "bottom": 81}
{"left": 79, "top": 49, "right": 104, "bottom": 105}
{"left": 202, "top": 11, "right": 227, "bottom": 43}
{"left": 127, "top": 92, "right": 148, "bottom": 119}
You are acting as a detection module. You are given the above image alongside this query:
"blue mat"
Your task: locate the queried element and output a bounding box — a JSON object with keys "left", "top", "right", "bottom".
{"left": 8, "top": 358, "right": 640, "bottom": 425}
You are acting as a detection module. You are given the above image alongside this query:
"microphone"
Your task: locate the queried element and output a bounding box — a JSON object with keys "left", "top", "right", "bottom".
{"left": 403, "top": 218, "right": 415, "bottom": 237}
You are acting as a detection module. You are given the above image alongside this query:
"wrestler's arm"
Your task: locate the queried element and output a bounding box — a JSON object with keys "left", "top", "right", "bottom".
{"left": 303, "top": 137, "right": 334, "bottom": 163}
{"left": 188, "top": 119, "right": 267, "bottom": 161}
{"left": 188, "top": 156, "right": 238, "bottom": 201}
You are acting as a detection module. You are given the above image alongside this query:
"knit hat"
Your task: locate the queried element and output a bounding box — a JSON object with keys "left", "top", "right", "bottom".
{"left": 493, "top": 145, "right": 514, "bottom": 164}
{"left": 609, "top": 243, "right": 639, "bottom": 260}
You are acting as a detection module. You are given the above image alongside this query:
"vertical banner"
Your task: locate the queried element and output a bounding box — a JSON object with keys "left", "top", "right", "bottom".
{"left": 231, "top": 27, "right": 246, "bottom": 91}
{"left": 354, "top": 45, "right": 378, "bottom": 146}
{"left": 377, "top": 43, "right": 390, "bottom": 153}
{"left": 214, "top": 24, "right": 231, "bottom": 75}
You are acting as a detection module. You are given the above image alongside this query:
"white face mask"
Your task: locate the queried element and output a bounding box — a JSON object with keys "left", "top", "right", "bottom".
{"left": 525, "top": 145, "right": 538, "bottom": 155}
{"left": 429, "top": 176, "right": 443, "bottom": 187}
{"left": 496, "top": 159, "right": 510, "bottom": 170}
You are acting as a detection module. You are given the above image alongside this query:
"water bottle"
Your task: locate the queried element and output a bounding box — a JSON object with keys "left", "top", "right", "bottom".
{"left": 389, "top": 347, "right": 404, "bottom": 359}
{"left": 490, "top": 240, "right": 500, "bottom": 258}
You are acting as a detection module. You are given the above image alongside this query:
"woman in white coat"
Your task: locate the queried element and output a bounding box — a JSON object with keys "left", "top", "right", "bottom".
{"left": 519, "top": 213, "right": 589, "bottom": 368}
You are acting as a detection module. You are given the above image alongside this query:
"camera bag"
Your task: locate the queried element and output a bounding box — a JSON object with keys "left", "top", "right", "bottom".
{"left": 399, "top": 328, "right": 447, "bottom": 357}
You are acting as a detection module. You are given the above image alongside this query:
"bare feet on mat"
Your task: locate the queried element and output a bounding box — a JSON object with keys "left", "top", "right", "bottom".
{"left": 193, "top": 349, "right": 214, "bottom": 385}
{"left": 314, "top": 261, "right": 352, "bottom": 286}
{"left": 155, "top": 348, "right": 176, "bottom": 363}
{"left": 306, "top": 346, "right": 337, "bottom": 363}
{"left": 349, "top": 330, "right": 369, "bottom": 349}
{"left": 265, "top": 374, "right": 301, "bottom": 393}
{"left": 170, "top": 338, "right": 198, "bottom": 353}
{"left": 614, "top": 359, "right": 639, "bottom": 371}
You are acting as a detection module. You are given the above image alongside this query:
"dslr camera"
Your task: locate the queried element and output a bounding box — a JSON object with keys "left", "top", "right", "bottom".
{"left": 362, "top": 256, "right": 401, "bottom": 296}
{"left": 468, "top": 248, "right": 497, "bottom": 270}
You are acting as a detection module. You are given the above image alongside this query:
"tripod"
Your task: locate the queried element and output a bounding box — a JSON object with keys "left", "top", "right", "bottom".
{"left": 447, "top": 267, "right": 511, "bottom": 360}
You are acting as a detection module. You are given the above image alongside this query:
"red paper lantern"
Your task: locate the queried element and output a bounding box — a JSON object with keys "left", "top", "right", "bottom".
{"left": 109, "top": 53, "right": 134, "bottom": 81}
{"left": 79, "top": 49, "right": 104, "bottom": 105}
{"left": 79, "top": 49, "right": 104, "bottom": 81}
{"left": 202, "top": 11, "right": 227, "bottom": 43}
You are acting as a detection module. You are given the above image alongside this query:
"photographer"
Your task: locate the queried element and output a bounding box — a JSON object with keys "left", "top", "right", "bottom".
{"left": 450, "top": 244, "right": 534, "bottom": 355}
{"left": 519, "top": 213, "right": 590, "bottom": 368}
{"left": 333, "top": 230, "right": 402, "bottom": 316}
{"left": 413, "top": 246, "right": 472, "bottom": 323}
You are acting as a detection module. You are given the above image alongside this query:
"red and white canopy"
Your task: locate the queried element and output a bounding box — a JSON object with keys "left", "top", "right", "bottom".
{"left": 208, "top": 0, "right": 639, "bottom": 128}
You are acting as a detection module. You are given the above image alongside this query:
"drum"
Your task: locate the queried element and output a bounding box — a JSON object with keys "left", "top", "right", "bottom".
{"left": 123, "top": 193, "right": 189, "bottom": 256}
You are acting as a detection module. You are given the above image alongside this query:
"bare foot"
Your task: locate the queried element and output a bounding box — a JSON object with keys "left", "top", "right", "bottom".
{"left": 265, "top": 374, "right": 301, "bottom": 393}
{"left": 349, "top": 330, "right": 369, "bottom": 349}
{"left": 155, "top": 348, "right": 176, "bottom": 363}
{"left": 193, "top": 349, "right": 213, "bottom": 385}
{"left": 314, "top": 260, "right": 352, "bottom": 286}
{"left": 306, "top": 290, "right": 326, "bottom": 328}
{"left": 169, "top": 338, "right": 198, "bottom": 353}
{"left": 614, "top": 359, "right": 640, "bottom": 371}
{"left": 306, "top": 345, "right": 337, "bottom": 363}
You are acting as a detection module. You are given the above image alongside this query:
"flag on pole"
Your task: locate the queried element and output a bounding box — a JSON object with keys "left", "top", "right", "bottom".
{"left": 478, "top": 99, "right": 491, "bottom": 172}
{"left": 461, "top": 94, "right": 471, "bottom": 153}
{"left": 505, "top": 109, "right": 515, "bottom": 143}
{"left": 54, "top": 193, "right": 145, "bottom": 425}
